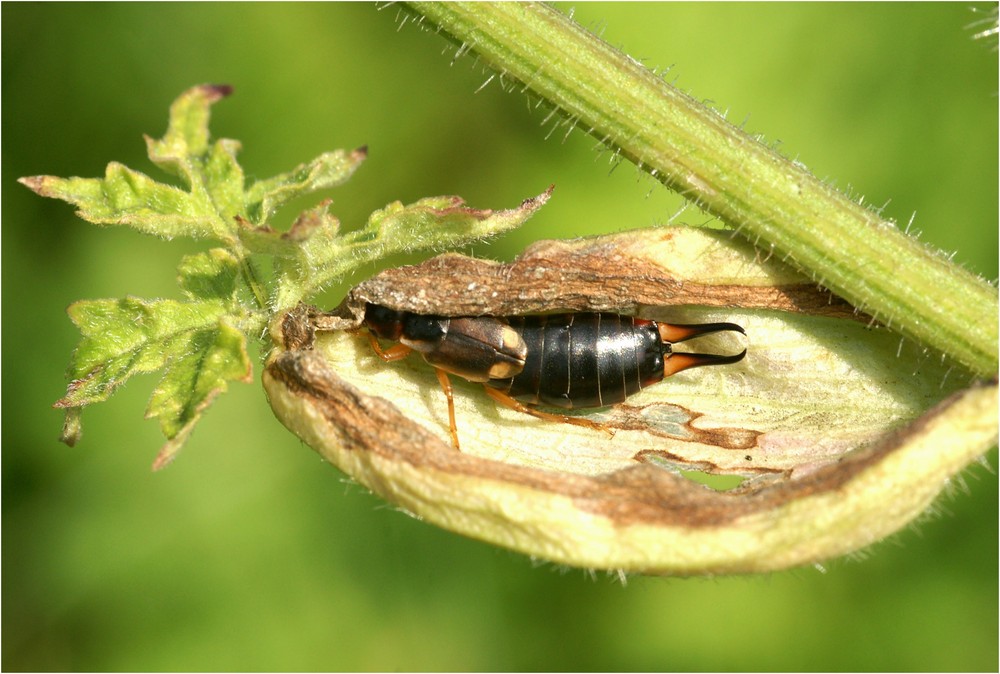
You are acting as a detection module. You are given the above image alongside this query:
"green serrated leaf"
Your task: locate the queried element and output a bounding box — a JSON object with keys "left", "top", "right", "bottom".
{"left": 349, "top": 188, "right": 553, "bottom": 259}
{"left": 56, "top": 297, "right": 229, "bottom": 407}
{"left": 19, "top": 165, "right": 227, "bottom": 240}
{"left": 147, "top": 320, "right": 252, "bottom": 470}
{"left": 269, "top": 188, "right": 554, "bottom": 311}
{"left": 20, "top": 84, "right": 242, "bottom": 243}
{"left": 271, "top": 204, "right": 346, "bottom": 309}
{"left": 145, "top": 83, "right": 233, "bottom": 181}
{"left": 200, "top": 138, "right": 246, "bottom": 222}
{"left": 55, "top": 294, "right": 252, "bottom": 468}
{"left": 284, "top": 199, "right": 341, "bottom": 243}
{"left": 177, "top": 249, "right": 241, "bottom": 302}
{"left": 245, "top": 148, "right": 368, "bottom": 223}
{"left": 355, "top": 189, "right": 553, "bottom": 251}
{"left": 28, "top": 85, "right": 557, "bottom": 468}
{"left": 237, "top": 200, "right": 342, "bottom": 259}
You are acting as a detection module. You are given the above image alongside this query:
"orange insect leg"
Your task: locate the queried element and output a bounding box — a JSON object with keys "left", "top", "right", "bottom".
{"left": 481, "top": 387, "right": 613, "bottom": 437}
{"left": 433, "top": 368, "right": 461, "bottom": 450}
{"left": 366, "top": 333, "right": 412, "bottom": 362}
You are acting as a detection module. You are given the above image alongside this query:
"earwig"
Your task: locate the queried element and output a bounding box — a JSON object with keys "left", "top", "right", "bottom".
{"left": 361, "top": 304, "right": 746, "bottom": 449}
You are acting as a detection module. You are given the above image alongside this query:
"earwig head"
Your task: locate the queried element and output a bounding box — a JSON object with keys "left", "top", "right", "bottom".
{"left": 363, "top": 303, "right": 407, "bottom": 341}
{"left": 657, "top": 321, "right": 747, "bottom": 377}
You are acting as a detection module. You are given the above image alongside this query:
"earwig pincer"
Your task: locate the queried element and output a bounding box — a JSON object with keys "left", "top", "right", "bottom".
{"left": 361, "top": 304, "right": 747, "bottom": 449}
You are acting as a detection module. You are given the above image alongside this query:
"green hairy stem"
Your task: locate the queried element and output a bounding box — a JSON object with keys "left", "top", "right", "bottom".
{"left": 406, "top": 2, "right": 998, "bottom": 376}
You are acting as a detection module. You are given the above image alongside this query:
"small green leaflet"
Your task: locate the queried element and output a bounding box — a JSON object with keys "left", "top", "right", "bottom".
{"left": 54, "top": 248, "right": 252, "bottom": 469}
{"left": 21, "top": 84, "right": 553, "bottom": 467}
{"left": 53, "top": 296, "right": 252, "bottom": 468}
{"left": 262, "top": 189, "right": 554, "bottom": 311}
{"left": 19, "top": 85, "right": 367, "bottom": 244}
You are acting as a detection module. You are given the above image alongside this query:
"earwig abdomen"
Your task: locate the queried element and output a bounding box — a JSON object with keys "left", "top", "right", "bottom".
{"left": 485, "top": 313, "right": 666, "bottom": 409}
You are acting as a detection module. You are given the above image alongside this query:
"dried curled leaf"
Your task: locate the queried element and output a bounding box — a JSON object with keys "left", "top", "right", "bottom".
{"left": 274, "top": 225, "right": 998, "bottom": 573}
{"left": 329, "top": 226, "right": 860, "bottom": 321}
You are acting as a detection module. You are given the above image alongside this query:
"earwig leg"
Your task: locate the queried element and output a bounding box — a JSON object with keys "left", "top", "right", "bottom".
{"left": 367, "top": 333, "right": 412, "bottom": 362}
{"left": 434, "top": 368, "right": 461, "bottom": 450}
{"left": 482, "top": 387, "right": 614, "bottom": 438}
{"left": 366, "top": 332, "right": 460, "bottom": 449}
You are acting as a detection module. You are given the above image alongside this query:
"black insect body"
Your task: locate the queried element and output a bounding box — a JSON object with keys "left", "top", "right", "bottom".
{"left": 362, "top": 304, "right": 746, "bottom": 449}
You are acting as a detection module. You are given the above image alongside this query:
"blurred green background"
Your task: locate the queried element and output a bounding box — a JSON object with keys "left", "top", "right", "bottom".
{"left": 4, "top": 3, "right": 997, "bottom": 671}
